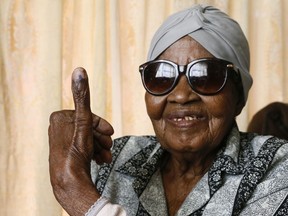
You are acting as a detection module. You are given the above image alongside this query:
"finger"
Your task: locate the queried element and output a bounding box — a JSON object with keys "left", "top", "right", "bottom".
{"left": 92, "top": 114, "right": 114, "bottom": 136}
{"left": 72, "top": 67, "right": 91, "bottom": 115}
{"left": 71, "top": 68, "right": 93, "bottom": 156}
{"left": 93, "top": 130, "right": 113, "bottom": 149}
{"left": 92, "top": 140, "right": 112, "bottom": 164}
{"left": 94, "top": 154, "right": 104, "bottom": 165}
{"left": 99, "top": 150, "right": 112, "bottom": 163}
{"left": 93, "top": 150, "right": 112, "bottom": 164}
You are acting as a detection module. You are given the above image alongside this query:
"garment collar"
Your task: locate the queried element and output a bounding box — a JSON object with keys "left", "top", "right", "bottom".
{"left": 116, "top": 124, "right": 251, "bottom": 196}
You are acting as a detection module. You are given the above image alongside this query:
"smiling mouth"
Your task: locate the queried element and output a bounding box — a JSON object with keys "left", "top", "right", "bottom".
{"left": 172, "top": 115, "right": 202, "bottom": 122}
{"left": 172, "top": 115, "right": 203, "bottom": 122}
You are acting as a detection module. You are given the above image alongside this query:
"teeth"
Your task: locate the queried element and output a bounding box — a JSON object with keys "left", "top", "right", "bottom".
{"left": 173, "top": 116, "right": 198, "bottom": 121}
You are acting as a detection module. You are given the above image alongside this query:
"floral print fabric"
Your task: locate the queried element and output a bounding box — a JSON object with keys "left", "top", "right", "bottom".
{"left": 93, "top": 126, "right": 288, "bottom": 215}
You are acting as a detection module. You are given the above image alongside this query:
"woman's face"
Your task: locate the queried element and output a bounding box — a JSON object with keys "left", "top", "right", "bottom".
{"left": 145, "top": 36, "right": 243, "bottom": 158}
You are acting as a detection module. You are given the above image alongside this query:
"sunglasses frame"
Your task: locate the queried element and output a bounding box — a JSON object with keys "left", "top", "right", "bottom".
{"left": 139, "top": 58, "right": 239, "bottom": 96}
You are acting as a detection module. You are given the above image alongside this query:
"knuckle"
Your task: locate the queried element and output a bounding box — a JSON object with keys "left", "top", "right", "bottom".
{"left": 48, "top": 125, "right": 52, "bottom": 139}
{"left": 92, "top": 114, "right": 101, "bottom": 126}
{"left": 49, "top": 110, "right": 74, "bottom": 125}
{"left": 49, "top": 111, "right": 62, "bottom": 124}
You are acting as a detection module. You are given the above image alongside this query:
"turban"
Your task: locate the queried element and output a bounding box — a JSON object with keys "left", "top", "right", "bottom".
{"left": 147, "top": 4, "right": 253, "bottom": 103}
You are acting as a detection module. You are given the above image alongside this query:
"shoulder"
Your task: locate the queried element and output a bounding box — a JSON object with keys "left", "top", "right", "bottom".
{"left": 239, "top": 135, "right": 288, "bottom": 214}
{"left": 238, "top": 133, "right": 288, "bottom": 188}
{"left": 240, "top": 132, "right": 288, "bottom": 158}
{"left": 245, "top": 133, "right": 288, "bottom": 194}
{"left": 247, "top": 134, "right": 288, "bottom": 179}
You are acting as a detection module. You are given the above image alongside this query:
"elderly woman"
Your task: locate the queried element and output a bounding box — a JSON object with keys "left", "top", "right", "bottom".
{"left": 49, "top": 5, "right": 288, "bottom": 216}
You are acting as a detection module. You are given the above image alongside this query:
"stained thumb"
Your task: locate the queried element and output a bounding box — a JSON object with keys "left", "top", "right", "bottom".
{"left": 72, "top": 67, "right": 90, "bottom": 110}
{"left": 72, "top": 67, "right": 92, "bottom": 130}
{"left": 71, "top": 67, "right": 94, "bottom": 164}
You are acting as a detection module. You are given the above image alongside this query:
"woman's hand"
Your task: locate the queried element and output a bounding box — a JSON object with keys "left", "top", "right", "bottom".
{"left": 48, "top": 67, "right": 114, "bottom": 215}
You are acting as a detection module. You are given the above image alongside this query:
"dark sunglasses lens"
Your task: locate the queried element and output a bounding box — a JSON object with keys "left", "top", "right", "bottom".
{"left": 188, "top": 61, "right": 227, "bottom": 94}
{"left": 143, "top": 62, "right": 177, "bottom": 95}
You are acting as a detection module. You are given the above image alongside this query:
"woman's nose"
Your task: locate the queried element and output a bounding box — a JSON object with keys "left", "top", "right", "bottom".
{"left": 167, "top": 75, "right": 200, "bottom": 104}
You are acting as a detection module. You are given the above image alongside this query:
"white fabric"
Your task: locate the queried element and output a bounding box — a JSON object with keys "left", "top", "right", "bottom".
{"left": 85, "top": 197, "right": 126, "bottom": 216}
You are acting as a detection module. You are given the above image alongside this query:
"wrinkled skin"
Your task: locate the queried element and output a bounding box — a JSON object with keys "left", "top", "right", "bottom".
{"left": 48, "top": 68, "right": 114, "bottom": 215}
{"left": 146, "top": 36, "right": 244, "bottom": 162}
{"left": 145, "top": 36, "right": 244, "bottom": 215}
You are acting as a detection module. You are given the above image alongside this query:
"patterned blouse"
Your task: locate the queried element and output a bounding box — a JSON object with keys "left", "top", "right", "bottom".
{"left": 91, "top": 125, "right": 288, "bottom": 215}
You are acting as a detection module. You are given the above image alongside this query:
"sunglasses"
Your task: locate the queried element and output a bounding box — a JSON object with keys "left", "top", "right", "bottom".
{"left": 139, "top": 58, "right": 239, "bottom": 96}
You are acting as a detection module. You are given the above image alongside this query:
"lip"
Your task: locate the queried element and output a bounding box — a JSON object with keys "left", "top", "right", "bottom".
{"left": 165, "top": 110, "right": 206, "bottom": 128}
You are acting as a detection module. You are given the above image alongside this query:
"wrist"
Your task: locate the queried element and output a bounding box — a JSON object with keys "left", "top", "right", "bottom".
{"left": 51, "top": 165, "right": 100, "bottom": 216}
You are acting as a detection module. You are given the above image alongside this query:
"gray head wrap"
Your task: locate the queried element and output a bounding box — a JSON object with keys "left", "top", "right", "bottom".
{"left": 147, "top": 4, "right": 253, "bottom": 103}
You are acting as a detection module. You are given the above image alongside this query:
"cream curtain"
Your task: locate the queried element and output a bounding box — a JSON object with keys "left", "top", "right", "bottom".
{"left": 0, "top": 0, "right": 287, "bottom": 215}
